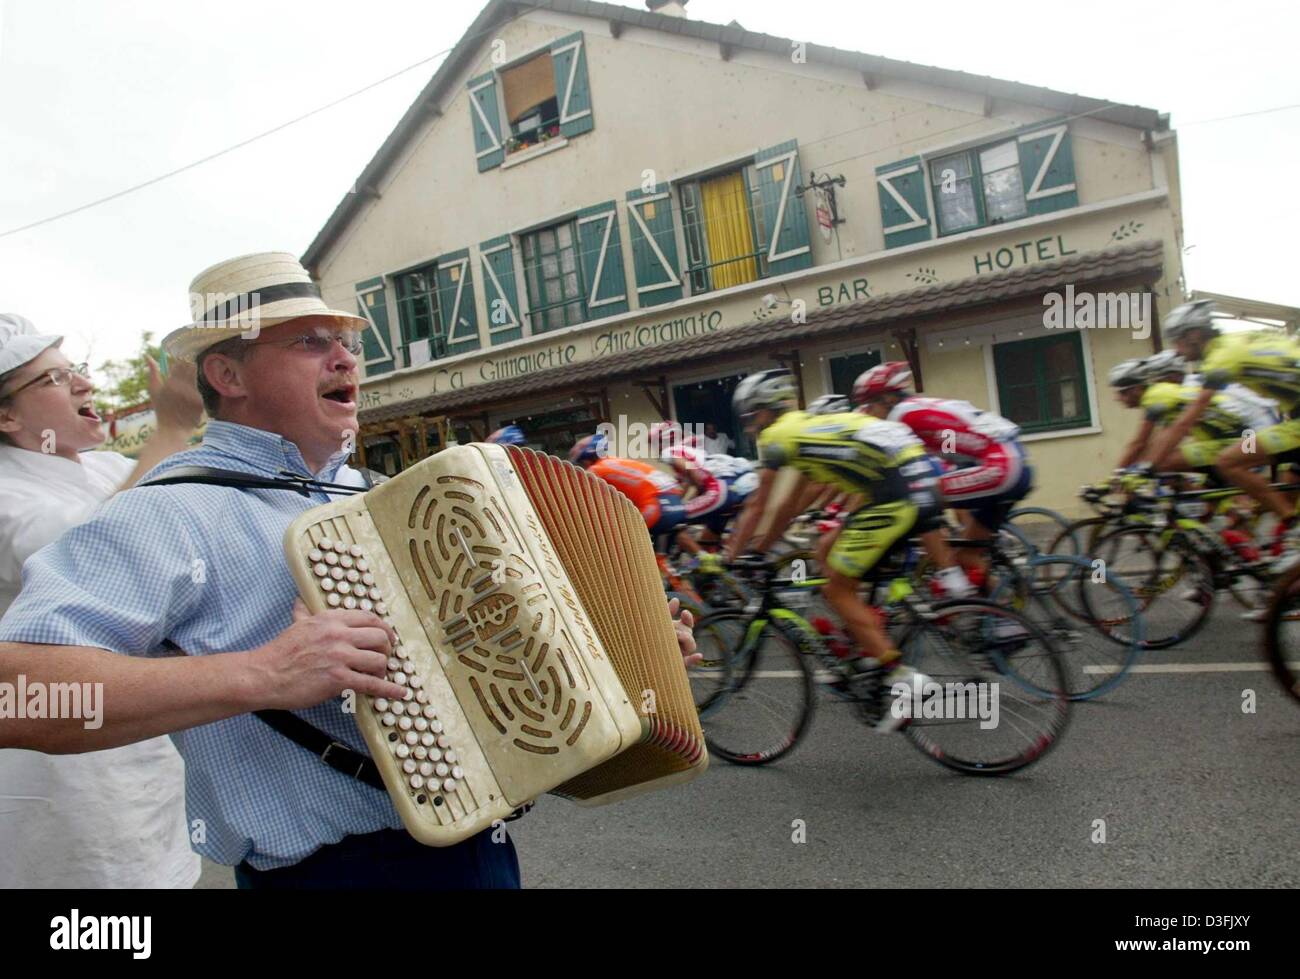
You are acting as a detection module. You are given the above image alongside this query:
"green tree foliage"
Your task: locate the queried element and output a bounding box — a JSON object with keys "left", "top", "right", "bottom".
{"left": 93, "top": 332, "right": 161, "bottom": 415}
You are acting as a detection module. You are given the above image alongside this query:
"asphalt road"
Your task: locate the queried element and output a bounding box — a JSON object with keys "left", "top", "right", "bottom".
{"left": 197, "top": 604, "right": 1298, "bottom": 889}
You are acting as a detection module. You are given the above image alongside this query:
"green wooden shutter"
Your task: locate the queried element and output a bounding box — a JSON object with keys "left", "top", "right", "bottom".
{"left": 550, "top": 32, "right": 594, "bottom": 138}
{"left": 576, "top": 202, "right": 628, "bottom": 318}
{"left": 876, "top": 157, "right": 933, "bottom": 248}
{"left": 467, "top": 72, "right": 504, "bottom": 171}
{"left": 479, "top": 235, "right": 523, "bottom": 345}
{"left": 1018, "top": 124, "right": 1078, "bottom": 217}
{"left": 355, "top": 277, "right": 394, "bottom": 376}
{"left": 753, "top": 140, "right": 813, "bottom": 276}
{"left": 434, "top": 249, "right": 481, "bottom": 357}
{"left": 625, "top": 183, "right": 683, "bottom": 307}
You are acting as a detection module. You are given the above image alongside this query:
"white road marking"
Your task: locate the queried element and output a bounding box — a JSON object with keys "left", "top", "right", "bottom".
{"left": 1083, "top": 662, "right": 1298, "bottom": 675}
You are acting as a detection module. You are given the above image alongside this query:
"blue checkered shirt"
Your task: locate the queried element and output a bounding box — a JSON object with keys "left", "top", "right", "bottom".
{"left": 0, "top": 421, "right": 415, "bottom": 869}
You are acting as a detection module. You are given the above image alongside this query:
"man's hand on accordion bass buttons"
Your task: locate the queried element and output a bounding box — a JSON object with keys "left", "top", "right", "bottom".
{"left": 667, "top": 596, "right": 701, "bottom": 667}
{"left": 247, "top": 599, "right": 408, "bottom": 709}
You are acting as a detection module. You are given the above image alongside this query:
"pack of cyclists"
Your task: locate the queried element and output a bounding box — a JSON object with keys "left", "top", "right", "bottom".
{"left": 480, "top": 299, "right": 1298, "bottom": 721}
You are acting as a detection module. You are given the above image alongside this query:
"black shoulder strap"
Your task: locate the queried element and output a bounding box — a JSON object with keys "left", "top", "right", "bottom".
{"left": 253, "top": 710, "right": 387, "bottom": 791}
{"left": 135, "top": 465, "right": 381, "bottom": 497}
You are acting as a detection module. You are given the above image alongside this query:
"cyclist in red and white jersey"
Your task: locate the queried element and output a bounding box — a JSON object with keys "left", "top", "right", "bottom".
{"left": 853, "top": 362, "right": 1033, "bottom": 573}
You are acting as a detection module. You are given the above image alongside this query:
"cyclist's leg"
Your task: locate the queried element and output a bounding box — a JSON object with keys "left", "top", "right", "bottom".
{"left": 1214, "top": 424, "right": 1293, "bottom": 520}
{"left": 824, "top": 498, "right": 920, "bottom": 663}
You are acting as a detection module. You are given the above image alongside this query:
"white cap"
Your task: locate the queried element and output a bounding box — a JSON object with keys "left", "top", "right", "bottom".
{"left": 0, "top": 313, "right": 63, "bottom": 381}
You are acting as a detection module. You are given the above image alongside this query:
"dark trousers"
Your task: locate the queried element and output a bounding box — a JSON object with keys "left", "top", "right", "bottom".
{"left": 234, "top": 827, "right": 521, "bottom": 890}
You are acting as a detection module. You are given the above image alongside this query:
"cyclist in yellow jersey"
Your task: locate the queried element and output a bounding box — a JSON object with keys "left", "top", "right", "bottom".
{"left": 1111, "top": 350, "right": 1278, "bottom": 473}
{"left": 724, "top": 369, "right": 959, "bottom": 729}
{"left": 1151, "top": 300, "right": 1300, "bottom": 526}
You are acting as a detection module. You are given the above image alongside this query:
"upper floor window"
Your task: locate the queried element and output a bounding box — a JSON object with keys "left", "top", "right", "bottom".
{"left": 521, "top": 221, "right": 587, "bottom": 333}
{"left": 931, "top": 139, "right": 1028, "bottom": 235}
{"left": 876, "top": 125, "right": 1078, "bottom": 249}
{"left": 501, "top": 53, "right": 560, "bottom": 153}
{"left": 675, "top": 140, "right": 813, "bottom": 295}
{"left": 394, "top": 264, "right": 444, "bottom": 366}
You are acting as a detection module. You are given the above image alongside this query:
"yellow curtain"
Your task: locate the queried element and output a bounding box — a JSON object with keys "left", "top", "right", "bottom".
{"left": 701, "top": 171, "right": 758, "bottom": 290}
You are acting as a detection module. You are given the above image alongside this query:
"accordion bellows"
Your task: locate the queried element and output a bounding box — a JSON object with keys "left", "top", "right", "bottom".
{"left": 284, "top": 444, "right": 707, "bottom": 846}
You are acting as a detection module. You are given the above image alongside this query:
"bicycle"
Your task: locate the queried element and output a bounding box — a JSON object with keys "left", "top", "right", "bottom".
{"left": 691, "top": 551, "right": 1070, "bottom": 774}
{"left": 1259, "top": 556, "right": 1300, "bottom": 705}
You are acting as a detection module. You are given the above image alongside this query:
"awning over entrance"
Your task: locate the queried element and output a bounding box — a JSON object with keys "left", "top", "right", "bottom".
{"left": 360, "top": 239, "right": 1164, "bottom": 424}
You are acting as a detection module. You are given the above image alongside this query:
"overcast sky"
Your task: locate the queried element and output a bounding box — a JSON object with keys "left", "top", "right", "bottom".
{"left": 1, "top": 0, "right": 1297, "bottom": 373}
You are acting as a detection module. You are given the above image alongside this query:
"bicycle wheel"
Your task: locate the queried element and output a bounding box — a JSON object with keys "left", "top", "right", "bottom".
{"left": 688, "top": 609, "right": 740, "bottom": 715}
{"left": 894, "top": 599, "right": 1070, "bottom": 774}
{"left": 699, "top": 613, "right": 816, "bottom": 766}
{"left": 1263, "top": 562, "right": 1300, "bottom": 704}
{"left": 994, "top": 555, "right": 1144, "bottom": 699}
{"left": 1089, "top": 524, "right": 1215, "bottom": 649}
{"left": 1006, "top": 506, "right": 1075, "bottom": 556}
{"left": 1046, "top": 516, "right": 1111, "bottom": 558}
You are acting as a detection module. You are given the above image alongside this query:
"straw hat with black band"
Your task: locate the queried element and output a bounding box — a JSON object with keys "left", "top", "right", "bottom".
{"left": 161, "top": 252, "right": 367, "bottom": 364}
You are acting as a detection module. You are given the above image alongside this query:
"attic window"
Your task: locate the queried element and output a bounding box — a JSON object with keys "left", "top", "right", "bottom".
{"left": 501, "top": 54, "right": 559, "bottom": 152}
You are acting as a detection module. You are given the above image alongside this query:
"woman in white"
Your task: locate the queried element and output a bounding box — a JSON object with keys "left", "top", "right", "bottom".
{"left": 0, "top": 313, "right": 203, "bottom": 888}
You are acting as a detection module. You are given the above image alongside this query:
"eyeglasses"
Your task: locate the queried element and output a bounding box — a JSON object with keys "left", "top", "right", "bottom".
{"left": 245, "top": 329, "right": 364, "bottom": 356}
{"left": 0, "top": 362, "right": 89, "bottom": 399}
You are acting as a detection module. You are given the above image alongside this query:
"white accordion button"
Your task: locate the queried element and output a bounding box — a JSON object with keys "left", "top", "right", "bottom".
{"left": 375, "top": 602, "right": 388, "bottom": 615}
{"left": 402, "top": 658, "right": 416, "bottom": 672}
{"left": 318, "top": 539, "right": 334, "bottom": 551}
{"left": 441, "top": 778, "right": 458, "bottom": 792}
{"left": 381, "top": 713, "right": 397, "bottom": 727}
{"left": 339, "top": 555, "right": 354, "bottom": 569}
{"left": 408, "top": 676, "right": 423, "bottom": 690}
{"left": 413, "top": 746, "right": 428, "bottom": 760}
{"left": 343, "top": 596, "right": 358, "bottom": 609}
{"left": 345, "top": 569, "right": 360, "bottom": 583}
{"left": 427, "top": 748, "right": 442, "bottom": 763}
{"left": 409, "top": 774, "right": 425, "bottom": 790}
{"left": 326, "top": 593, "right": 341, "bottom": 607}
{"left": 451, "top": 765, "right": 464, "bottom": 780}
{"left": 330, "top": 567, "right": 344, "bottom": 581}
{"left": 313, "top": 562, "right": 328, "bottom": 577}
{"left": 349, "top": 545, "right": 364, "bottom": 558}
{"left": 402, "top": 759, "right": 417, "bottom": 775}
{"left": 320, "top": 578, "right": 335, "bottom": 592}
{"left": 405, "top": 701, "right": 420, "bottom": 717}
{"left": 337, "top": 582, "right": 352, "bottom": 595}
{"left": 362, "top": 573, "right": 375, "bottom": 587}
{"left": 414, "top": 717, "right": 428, "bottom": 732}
{"left": 308, "top": 548, "right": 323, "bottom": 562}
{"left": 325, "top": 551, "right": 339, "bottom": 566}
{"left": 359, "top": 599, "right": 373, "bottom": 612}
{"left": 419, "top": 732, "right": 435, "bottom": 748}
{"left": 419, "top": 761, "right": 434, "bottom": 777}
{"left": 422, "top": 704, "right": 437, "bottom": 719}
{"left": 357, "top": 559, "right": 370, "bottom": 572}
{"left": 397, "top": 716, "right": 413, "bottom": 731}
{"left": 428, "top": 719, "right": 444, "bottom": 734}
{"left": 404, "top": 731, "right": 419, "bottom": 746}
{"left": 370, "top": 588, "right": 383, "bottom": 601}
{"left": 392, "top": 672, "right": 407, "bottom": 686}
{"left": 435, "top": 762, "right": 449, "bottom": 778}
{"left": 414, "top": 690, "right": 428, "bottom": 704}
{"left": 373, "top": 698, "right": 389, "bottom": 713}
{"left": 387, "top": 657, "right": 401, "bottom": 672}
{"left": 444, "top": 750, "right": 457, "bottom": 764}
{"left": 436, "top": 735, "right": 451, "bottom": 749}
{"left": 395, "top": 744, "right": 410, "bottom": 759}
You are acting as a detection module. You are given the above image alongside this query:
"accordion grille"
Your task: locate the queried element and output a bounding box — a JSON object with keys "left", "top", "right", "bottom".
{"left": 507, "top": 446, "right": 706, "bottom": 800}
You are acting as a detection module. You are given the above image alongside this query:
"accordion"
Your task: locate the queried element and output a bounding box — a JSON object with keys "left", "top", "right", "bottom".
{"left": 284, "top": 444, "right": 707, "bottom": 846}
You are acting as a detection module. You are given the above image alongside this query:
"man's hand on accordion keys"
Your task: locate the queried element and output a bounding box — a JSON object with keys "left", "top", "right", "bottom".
{"left": 245, "top": 599, "right": 408, "bottom": 709}
{"left": 667, "top": 595, "right": 701, "bottom": 667}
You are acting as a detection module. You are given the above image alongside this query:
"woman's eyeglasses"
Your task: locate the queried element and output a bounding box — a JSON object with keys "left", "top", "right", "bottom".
{"left": 0, "top": 362, "right": 89, "bottom": 399}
